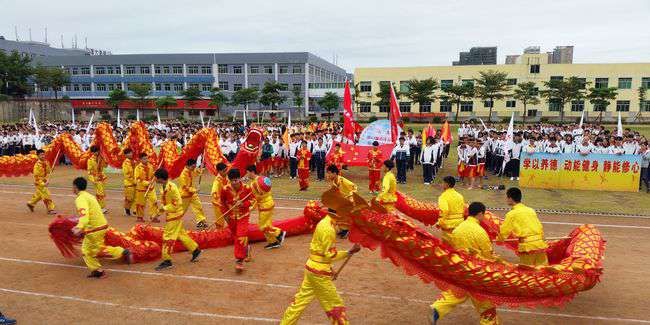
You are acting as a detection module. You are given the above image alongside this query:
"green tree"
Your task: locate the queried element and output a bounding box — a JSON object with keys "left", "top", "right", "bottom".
{"left": 34, "top": 66, "right": 70, "bottom": 100}
{"left": 512, "top": 81, "right": 540, "bottom": 124}
{"left": 374, "top": 82, "right": 400, "bottom": 117}
{"left": 129, "top": 83, "right": 152, "bottom": 112}
{"left": 352, "top": 82, "right": 361, "bottom": 112}
{"left": 292, "top": 87, "right": 304, "bottom": 114}
{"left": 474, "top": 70, "right": 511, "bottom": 122}
{"left": 230, "top": 87, "right": 259, "bottom": 112}
{"left": 540, "top": 77, "right": 587, "bottom": 122}
{"left": 403, "top": 78, "right": 439, "bottom": 114}
{"left": 180, "top": 87, "right": 203, "bottom": 109}
{"left": 105, "top": 89, "right": 129, "bottom": 110}
{"left": 638, "top": 86, "right": 647, "bottom": 116}
{"left": 208, "top": 88, "right": 229, "bottom": 118}
{"left": 441, "top": 83, "right": 474, "bottom": 122}
{"left": 0, "top": 50, "right": 33, "bottom": 98}
{"left": 317, "top": 91, "right": 340, "bottom": 121}
{"left": 155, "top": 95, "right": 177, "bottom": 111}
{"left": 587, "top": 86, "right": 618, "bottom": 122}
{"left": 259, "top": 81, "right": 287, "bottom": 110}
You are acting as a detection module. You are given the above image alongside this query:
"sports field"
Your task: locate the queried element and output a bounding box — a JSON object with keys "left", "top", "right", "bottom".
{"left": 1, "top": 165, "right": 650, "bottom": 324}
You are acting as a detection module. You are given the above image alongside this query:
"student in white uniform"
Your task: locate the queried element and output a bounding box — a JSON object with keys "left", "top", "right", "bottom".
{"left": 420, "top": 137, "right": 437, "bottom": 185}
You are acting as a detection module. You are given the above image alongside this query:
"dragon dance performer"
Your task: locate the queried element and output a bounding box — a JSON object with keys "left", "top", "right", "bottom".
{"left": 154, "top": 168, "right": 202, "bottom": 271}
{"left": 26, "top": 149, "right": 56, "bottom": 214}
{"left": 87, "top": 146, "right": 108, "bottom": 213}
{"left": 220, "top": 169, "right": 254, "bottom": 272}
{"left": 70, "top": 177, "right": 133, "bottom": 278}
{"left": 280, "top": 209, "right": 361, "bottom": 325}
{"left": 297, "top": 141, "right": 312, "bottom": 191}
{"left": 179, "top": 159, "right": 208, "bottom": 230}
{"left": 367, "top": 141, "right": 382, "bottom": 194}
{"left": 437, "top": 176, "right": 466, "bottom": 243}
{"left": 326, "top": 165, "right": 357, "bottom": 239}
{"left": 122, "top": 148, "right": 136, "bottom": 216}
{"left": 211, "top": 162, "right": 229, "bottom": 229}
{"left": 375, "top": 160, "right": 397, "bottom": 212}
{"left": 431, "top": 202, "right": 501, "bottom": 325}
{"left": 246, "top": 165, "right": 287, "bottom": 249}
{"left": 499, "top": 187, "right": 548, "bottom": 266}
{"left": 134, "top": 153, "right": 159, "bottom": 223}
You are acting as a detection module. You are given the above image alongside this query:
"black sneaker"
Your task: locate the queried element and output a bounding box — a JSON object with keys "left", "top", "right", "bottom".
{"left": 337, "top": 229, "right": 349, "bottom": 239}
{"left": 123, "top": 249, "right": 134, "bottom": 264}
{"left": 125, "top": 208, "right": 131, "bottom": 216}
{"left": 276, "top": 230, "right": 286, "bottom": 245}
{"left": 155, "top": 260, "right": 173, "bottom": 271}
{"left": 235, "top": 259, "right": 244, "bottom": 273}
{"left": 264, "top": 241, "right": 281, "bottom": 250}
{"left": 87, "top": 270, "right": 106, "bottom": 279}
{"left": 196, "top": 220, "right": 208, "bottom": 230}
{"left": 190, "top": 249, "right": 202, "bottom": 262}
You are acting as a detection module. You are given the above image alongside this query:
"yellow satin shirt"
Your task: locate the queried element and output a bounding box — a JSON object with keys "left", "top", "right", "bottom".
{"left": 377, "top": 171, "right": 397, "bottom": 203}
{"left": 75, "top": 190, "right": 107, "bottom": 232}
{"left": 499, "top": 203, "right": 548, "bottom": 252}
{"left": 306, "top": 216, "right": 348, "bottom": 275}
{"left": 437, "top": 188, "right": 465, "bottom": 231}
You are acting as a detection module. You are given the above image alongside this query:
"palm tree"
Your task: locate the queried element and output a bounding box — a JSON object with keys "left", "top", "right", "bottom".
{"left": 230, "top": 87, "right": 259, "bottom": 113}
{"left": 292, "top": 87, "right": 304, "bottom": 116}
{"left": 208, "top": 88, "right": 229, "bottom": 118}
{"left": 155, "top": 96, "right": 177, "bottom": 118}
{"left": 106, "top": 89, "right": 129, "bottom": 111}
{"left": 442, "top": 83, "right": 474, "bottom": 122}
{"left": 474, "top": 70, "right": 510, "bottom": 122}
{"left": 403, "top": 78, "right": 438, "bottom": 114}
{"left": 540, "top": 77, "right": 587, "bottom": 122}
{"left": 129, "top": 83, "right": 152, "bottom": 113}
{"left": 259, "top": 81, "right": 287, "bottom": 110}
{"left": 374, "top": 82, "right": 400, "bottom": 117}
{"left": 587, "top": 86, "right": 618, "bottom": 122}
{"left": 512, "top": 82, "right": 540, "bottom": 124}
{"left": 317, "top": 91, "right": 340, "bottom": 121}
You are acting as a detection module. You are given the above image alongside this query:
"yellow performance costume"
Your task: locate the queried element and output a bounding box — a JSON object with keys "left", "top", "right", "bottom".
{"left": 432, "top": 217, "right": 501, "bottom": 325}
{"left": 280, "top": 216, "right": 349, "bottom": 325}
{"left": 87, "top": 155, "right": 108, "bottom": 209}
{"left": 331, "top": 175, "right": 357, "bottom": 231}
{"left": 211, "top": 174, "right": 228, "bottom": 228}
{"left": 499, "top": 203, "right": 549, "bottom": 266}
{"left": 28, "top": 159, "right": 55, "bottom": 212}
{"left": 134, "top": 161, "right": 158, "bottom": 220}
{"left": 376, "top": 170, "right": 397, "bottom": 212}
{"left": 250, "top": 176, "right": 282, "bottom": 243}
{"left": 160, "top": 181, "right": 199, "bottom": 261}
{"left": 122, "top": 157, "right": 136, "bottom": 212}
{"left": 437, "top": 188, "right": 466, "bottom": 242}
{"left": 75, "top": 191, "right": 125, "bottom": 271}
{"left": 178, "top": 166, "right": 206, "bottom": 224}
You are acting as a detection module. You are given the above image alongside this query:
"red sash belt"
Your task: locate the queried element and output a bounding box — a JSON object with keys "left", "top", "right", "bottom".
{"left": 305, "top": 265, "right": 333, "bottom": 277}
{"left": 84, "top": 224, "right": 108, "bottom": 234}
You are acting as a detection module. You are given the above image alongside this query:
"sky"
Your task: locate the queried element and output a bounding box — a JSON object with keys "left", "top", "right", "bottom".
{"left": 2, "top": 0, "right": 649, "bottom": 72}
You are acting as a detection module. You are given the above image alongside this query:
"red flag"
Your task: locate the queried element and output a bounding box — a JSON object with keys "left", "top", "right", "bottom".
{"left": 389, "top": 84, "right": 401, "bottom": 143}
{"left": 440, "top": 120, "right": 452, "bottom": 144}
{"left": 343, "top": 80, "right": 356, "bottom": 143}
{"left": 421, "top": 123, "right": 436, "bottom": 142}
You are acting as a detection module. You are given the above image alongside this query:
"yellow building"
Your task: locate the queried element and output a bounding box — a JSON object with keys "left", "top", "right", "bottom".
{"left": 354, "top": 53, "right": 650, "bottom": 121}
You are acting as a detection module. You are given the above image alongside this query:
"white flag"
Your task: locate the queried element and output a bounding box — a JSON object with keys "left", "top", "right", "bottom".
{"left": 86, "top": 113, "right": 95, "bottom": 134}
{"left": 156, "top": 108, "right": 162, "bottom": 126}
{"left": 207, "top": 117, "right": 212, "bottom": 127}
{"left": 287, "top": 110, "right": 291, "bottom": 132}
{"left": 28, "top": 108, "right": 35, "bottom": 127}
{"left": 478, "top": 117, "right": 488, "bottom": 130}
{"left": 71, "top": 107, "right": 76, "bottom": 128}
{"left": 243, "top": 111, "right": 247, "bottom": 127}
{"left": 578, "top": 110, "right": 584, "bottom": 129}
{"left": 501, "top": 112, "right": 515, "bottom": 173}
{"left": 617, "top": 112, "right": 623, "bottom": 137}
{"left": 117, "top": 109, "right": 122, "bottom": 128}
{"left": 136, "top": 109, "right": 140, "bottom": 122}
{"left": 200, "top": 111, "right": 205, "bottom": 128}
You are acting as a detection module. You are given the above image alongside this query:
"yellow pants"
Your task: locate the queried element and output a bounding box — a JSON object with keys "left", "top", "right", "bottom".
{"left": 162, "top": 218, "right": 199, "bottom": 261}
{"left": 182, "top": 193, "right": 206, "bottom": 223}
{"left": 93, "top": 181, "right": 106, "bottom": 209}
{"left": 258, "top": 205, "right": 281, "bottom": 243}
{"left": 135, "top": 189, "right": 158, "bottom": 219}
{"left": 28, "top": 184, "right": 55, "bottom": 211}
{"left": 280, "top": 269, "right": 349, "bottom": 325}
{"left": 81, "top": 229, "right": 125, "bottom": 272}
{"left": 381, "top": 202, "right": 395, "bottom": 213}
{"left": 124, "top": 185, "right": 135, "bottom": 210}
{"left": 519, "top": 251, "right": 549, "bottom": 266}
{"left": 213, "top": 205, "right": 226, "bottom": 229}
{"left": 432, "top": 290, "right": 500, "bottom": 325}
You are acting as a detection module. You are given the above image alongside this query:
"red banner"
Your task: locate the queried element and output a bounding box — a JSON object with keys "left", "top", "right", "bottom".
{"left": 326, "top": 141, "right": 394, "bottom": 167}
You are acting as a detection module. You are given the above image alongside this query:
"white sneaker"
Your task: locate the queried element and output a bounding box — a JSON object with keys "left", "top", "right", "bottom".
{"left": 102, "top": 208, "right": 108, "bottom": 214}
{"left": 516, "top": 177, "right": 520, "bottom": 180}
{"left": 424, "top": 182, "right": 430, "bottom": 185}
{"left": 510, "top": 177, "right": 514, "bottom": 181}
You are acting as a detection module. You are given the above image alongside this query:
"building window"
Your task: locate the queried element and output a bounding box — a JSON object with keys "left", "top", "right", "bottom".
{"left": 173, "top": 84, "right": 184, "bottom": 91}
{"left": 595, "top": 78, "right": 609, "bottom": 89}
{"left": 359, "top": 102, "right": 371, "bottom": 112}
{"left": 154, "top": 66, "right": 161, "bottom": 74}
{"left": 460, "top": 101, "right": 473, "bottom": 112}
{"left": 399, "top": 102, "right": 411, "bottom": 112}
{"left": 81, "top": 84, "right": 91, "bottom": 92}
{"left": 233, "top": 65, "right": 243, "bottom": 74}
{"left": 529, "top": 64, "right": 540, "bottom": 74}
{"left": 571, "top": 100, "right": 584, "bottom": 111}
{"left": 81, "top": 66, "right": 91, "bottom": 75}
{"left": 440, "top": 101, "right": 452, "bottom": 112}
{"left": 420, "top": 102, "right": 431, "bottom": 112}
{"left": 125, "top": 66, "right": 136, "bottom": 75}
{"left": 110, "top": 66, "right": 121, "bottom": 75}
{"left": 279, "top": 83, "right": 289, "bottom": 91}
{"left": 233, "top": 83, "right": 243, "bottom": 91}
{"left": 172, "top": 65, "right": 183, "bottom": 74}
{"left": 527, "top": 109, "right": 538, "bottom": 117}
{"left": 95, "top": 67, "right": 106, "bottom": 75}
{"left": 163, "top": 66, "right": 171, "bottom": 74}
{"left": 576, "top": 78, "right": 587, "bottom": 89}
{"left": 399, "top": 81, "right": 410, "bottom": 93}
{"left": 593, "top": 103, "right": 606, "bottom": 112}
{"left": 249, "top": 65, "right": 259, "bottom": 74}
{"left": 440, "top": 80, "right": 453, "bottom": 89}
{"left": 155, "top": 83, "right": 162, "bottom": 91}
{"left": 550, "top": 76, "right": 563, "bottom": 81}
{"left": 359, "top": 81, "right": 372, "bottom": 92}
{"left": 642, "top": 77, "right": 650, "bottom": 89}
{"left": 483, "top": 101, "right": 493, "bottom": 108}
{"left": 292, "top": 84, "right": 302, "bottom": 91}
{"left": 461, "top": 79, "right": 474, "bottom": 87}
{"left": 293, "top": 65, "right": 303, "bottom": 74}
{"left": 164, "top": 84, "right": 172, "bottom": 91}
{"left": 201, "top": 83, "right": 212, "bottom": 92}
{"left": 616, "top": 100, "right": 630, "bottom": 112}
{"left": 506, "top": 100, "right": 516, "bottom": 108}
{"left": 141, "top": 66, "right": 151, "bottom": 74}
{"left": 249, "top": 83, "right": 259, "bottom": 90}
{"left": 548, "top": 99, "right": 562, "bottom": 111}
{"left": 379, "top": 104, "right": 389, "bottom": 113}
{"left": 96, "top": 83, "right": 107, "bottom": 91}
{"left": 201, "top": 66, "right": 212, "bottom": 74}
{"left": 617, "top": 78, "right": 632, "bottom": 89}
{"left": 279, "top": 65, "right": 289, "bottom": 74}
{"left": 507, "top": 78, "right": 517, "bottom": 85}
{"left": 264, "top": 65, "right": 273, "bottom": 74}
{"left": 218, "top": 64, "right": 228, "bottom": 74}
{"left": 642, "top": 100, "right": 650, "bottom": 112}
{"left": 69, "top": 67, "right": 79, "bottom": 75}
{"left": 189, "top": 83, "right": 200, "bottom": 90}
{"left": 72, "top": 84, "right": 80, "bottom": 91}
{"left": 219, "top": 81, "right": 228, "bottom": 90}
{"left": 187, "top": 65, "right": 199, "bottom": 74}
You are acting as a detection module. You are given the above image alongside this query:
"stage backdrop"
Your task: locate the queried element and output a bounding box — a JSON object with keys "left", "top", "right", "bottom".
{"left": 358, "top": 119, "right": 403, "bottom": 145}
{"left": 519, "top": 152, "right": 642, "bottom": 192}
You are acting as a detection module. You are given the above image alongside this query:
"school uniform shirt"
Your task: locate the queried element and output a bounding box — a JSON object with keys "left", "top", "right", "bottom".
{"left": 391, "top": 144, "right": 410, "bottom": 160}
{"left": 466, "top": 147, "right": 478, "bottom": 166}
{"left": 511, "top": 142, "right": 523, "bottom": 160}
{"left": 457, "top": 146, "right": 468, "bottom": 163}
{"left": 289, "top": 142, "right": 299, "bottom": 158}
{"left": 623, "top": 142, "right": 639, "bottom": 155}
{"left": 420, "top": 145, "right": 437, "bottom": 165}
{"left": 313, "top": 143, "right": 328, "bottom": 160}
{"left": 545, "top": 144, "right": 561, "bottom": 154}
{"left": 641, "top": 150, "right": 650, "bottom": 168}
{"left": 576, "top": 143, "right": 593, "bottom": 155}
{"left": 561, "top": 141, "right": 576, "bottom": 154}
{"left": 609, "top": 145, "right": 625, "bottom": 155}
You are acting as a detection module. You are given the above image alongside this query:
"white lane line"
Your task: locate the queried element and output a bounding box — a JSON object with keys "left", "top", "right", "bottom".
{"left": 543, "top": 221, "right": 650, "bottom": 230}
{"left": 0, "top": 287, "right": 279, "bottom": 323}
{"left": 1, "top": 256, "right": 649, "bottom": 324}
